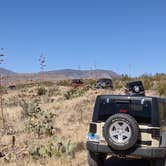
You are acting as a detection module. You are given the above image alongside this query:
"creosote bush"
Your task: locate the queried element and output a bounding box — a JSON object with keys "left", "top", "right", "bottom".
{"left": 64, "top": 86, "right": 90, "bottom": 100}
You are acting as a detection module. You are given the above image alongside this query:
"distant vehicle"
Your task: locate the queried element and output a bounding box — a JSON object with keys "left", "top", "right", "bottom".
{"left": 8, "top": 85, "right": 16, "bottom": 90}
{"left": 125, "top": 80, "right": 145, "bottom": 96}
{"left": 71, "top": 79, "right": 84, "bottom": 87}
{"left": 95, "top": 78, "right": 113, "bottom": 89}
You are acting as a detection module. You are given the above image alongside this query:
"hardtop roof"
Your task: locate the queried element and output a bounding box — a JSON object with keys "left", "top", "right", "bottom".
{"left": 96, "top": 94, "right": 166, "bottom": 101}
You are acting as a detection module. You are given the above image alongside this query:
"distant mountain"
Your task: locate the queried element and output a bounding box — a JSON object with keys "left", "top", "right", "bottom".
{"left": 0, "top": 68, "right": 120, "bottom": 84}
{"left": 0, "top": 67, "right": 16, "bottom": 76}
{"left": 46, "top": 69, "right": 120, "bottom": 79}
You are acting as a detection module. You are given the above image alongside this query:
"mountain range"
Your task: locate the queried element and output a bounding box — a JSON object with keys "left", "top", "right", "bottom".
{"left": 0, "top": 68, "right": 16, "bottom": 75}
{"left": 0, "top": 68, "right": 120, "bottom": 84}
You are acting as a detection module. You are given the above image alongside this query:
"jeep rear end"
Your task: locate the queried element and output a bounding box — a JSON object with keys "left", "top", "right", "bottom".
{"left": 86, "top": 95, "right": 166, "bottom": 166}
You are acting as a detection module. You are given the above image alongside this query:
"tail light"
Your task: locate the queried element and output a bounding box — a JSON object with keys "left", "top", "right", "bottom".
{"left": 89, "top": 123, "right": 97, "bottom": 133}
{"left": 119, "top": 109, "right": 128, "bottom": 113}
{"left": 151, "top": 129, "right": 160, "bottom": 139}
{"left": 86, "top": 123, "right": 99, "bottom": 142}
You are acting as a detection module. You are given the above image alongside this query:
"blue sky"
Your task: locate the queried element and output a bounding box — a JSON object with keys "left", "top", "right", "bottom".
{"left": 0, "top": 0, "right": 166, "bottom": 76}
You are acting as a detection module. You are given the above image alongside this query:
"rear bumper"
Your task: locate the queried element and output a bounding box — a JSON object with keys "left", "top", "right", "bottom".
{"left": 86, "top": 141, "right": 166, "bottom": 159}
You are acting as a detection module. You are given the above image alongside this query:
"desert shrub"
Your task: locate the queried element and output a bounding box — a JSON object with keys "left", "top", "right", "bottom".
{"left": 112, "top": 75, "right": 134, "bottom": 90}
{"left": 28, "top": 137, "right": 82, "bottom": 159}
{"left": 153, "top": 73, "right": 166, "bottom": 81}
{"left": 37, "top": 87, "right": 47, "bottom": 96}
{"left": 83, "top": 79, "right": 96, "bottom": 88}
{"left": 21, "top": 88, "right": 28, "bottom": 93}
{"left": 121, "top": 74, "right": 132, "bottom": 82}
{"left": 64, "top": 88, "right": 77, "bottom": 100}
{"left": 74, "top": 141, "right": 85, "bottom": 152}
{"left": 20, "top": 100, "right": 55, "bottom": 137}
{"left": 142, "top": 78, "right": 153, "bottom": 90}
{"left": 156, "top": 81, "right": 166, "bottom": 96}
{"left": 57, "top": 80, "right": 71, "bottom": 86}
{"left": 5, "top": 96, "right": 20, "bottom": 107}
{"left": 0, "top": 86, "right": 8, "bottom": 94}
{"left": 20, "top": 100, "right": 42, "bottom": 118}
{"left": 26, "top": 111, "right": 55, "bottom": 137}
{"left": 41, "top": 81, "right": 54, "bottom": 87}
{"left": 138, "top": 74, "right": 154, "bottom": 90}
{"left": 48, "top": 87, "right": 61, "bottom": 97}
{"left": 64, "top": 86, "right": 90, "bottom": 100}
{"left": 113, "top": 79, "right": 124, "bottom": 89}
{"left": 26, "top": 112, "right": 54, "bottom": 137}
{"left": 41, "top": 95, "right": 50, "bottom": 103}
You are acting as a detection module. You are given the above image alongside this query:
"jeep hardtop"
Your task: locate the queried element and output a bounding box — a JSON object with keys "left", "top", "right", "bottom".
{"left": 86, "top": 95, "right": 166, "bottom": 166}
{"left": 125, "top": 81, "right": 145, "bottom": 96}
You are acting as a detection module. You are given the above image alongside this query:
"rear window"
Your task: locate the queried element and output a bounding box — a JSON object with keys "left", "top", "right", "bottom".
{"left": 97, "top": 98, "right": 151, "bottom": 124}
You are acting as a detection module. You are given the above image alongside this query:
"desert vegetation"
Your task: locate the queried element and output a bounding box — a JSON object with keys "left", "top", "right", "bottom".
{"left": 0, "top": 73, "right": 165, "bottom": 166}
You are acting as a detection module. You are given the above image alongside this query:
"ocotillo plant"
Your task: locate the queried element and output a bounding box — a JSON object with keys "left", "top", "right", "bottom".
{"left": 38, "top": 54, "right": 47, "bottom": 96}
{"left": 0, "top": 48, "right": 5, "bottom": 128}
{"left": 38, "top": 54, "right": 46, "bottom": 83}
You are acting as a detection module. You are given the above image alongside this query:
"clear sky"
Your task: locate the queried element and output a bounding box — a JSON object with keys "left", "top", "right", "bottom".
{"left": 0, "top": 0, "right": 166, "bottom": 76}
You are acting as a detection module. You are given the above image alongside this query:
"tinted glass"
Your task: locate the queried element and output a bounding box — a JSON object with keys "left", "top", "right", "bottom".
{"left": 130, "top": 100, "right": 151, "bottom": 123}
{"left": 97, "top": 98, "right": 151, "bottom": 123}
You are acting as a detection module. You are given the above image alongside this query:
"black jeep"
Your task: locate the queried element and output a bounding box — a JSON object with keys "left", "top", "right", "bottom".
{"left": 95, "top": 78, "right": 113, "bottom": 89}
{"left": 125, "top": 80, "right": 145, "bottom": 96}
{"left": 86, "top": 95, "right": 166, "bottom": 166}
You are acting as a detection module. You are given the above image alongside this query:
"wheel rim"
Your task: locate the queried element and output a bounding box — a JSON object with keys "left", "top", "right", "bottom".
{"left": 109, "top": 120, "right": 132, "bottom": 144}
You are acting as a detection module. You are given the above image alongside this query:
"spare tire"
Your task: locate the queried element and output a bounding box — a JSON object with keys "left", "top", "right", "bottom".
{"left": 103, "top": 113, "right": 139, "bottom": 151}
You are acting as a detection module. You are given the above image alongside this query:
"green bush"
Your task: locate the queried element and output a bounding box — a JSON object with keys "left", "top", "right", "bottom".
{"left": 64, "top": 88, "right": 77, "bottom": 100}
{"left": 64, "top": 86, "right": 90, "bottom": 100}
{"left": 20, "top": 100, "right": 55, "bottom": 137}
{"left": 26, "top": 111, "right": 55, "bottom": 137}
{"left": 20, "top": 100, "right": 42, "bottom": 118}
{"left": 28, "top": 137, "right": 83, "bottom": 159}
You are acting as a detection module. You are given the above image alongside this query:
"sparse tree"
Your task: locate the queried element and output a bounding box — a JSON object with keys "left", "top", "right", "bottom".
{"left": 38, "top": 54, "right": 46, "bottom": 71}
{"left": 38, "top": 54, "right": 47, "bottom": 96}
{"left": 0, "top": 48, "right": 5, "bottom": 128}
{"left": 38, "top": 54, "right": 46, "bottom": 83}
